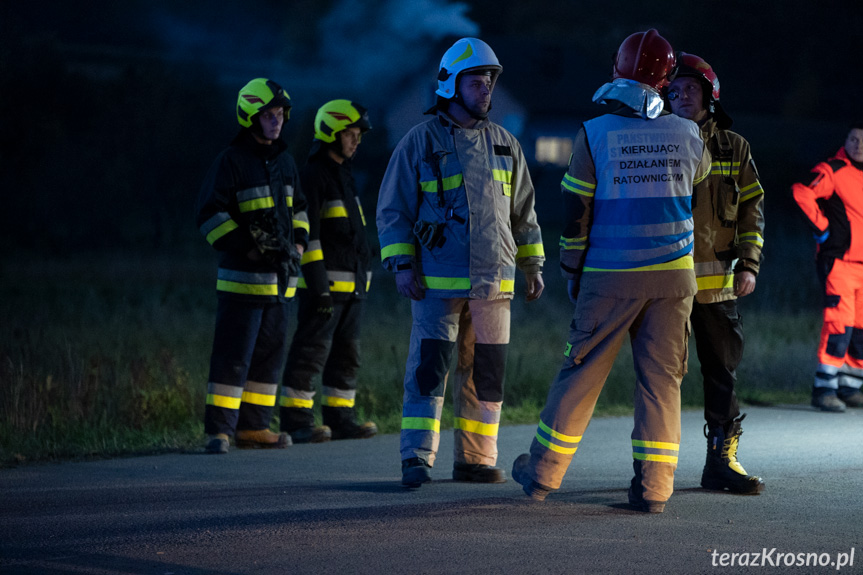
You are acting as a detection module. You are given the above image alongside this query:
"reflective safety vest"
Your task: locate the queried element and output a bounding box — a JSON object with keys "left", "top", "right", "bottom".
{"left": 377, "top": 111, "right": 544, "bottom": 299}
{"left": 580, "top": 113, "right": 704, "bottom": 271}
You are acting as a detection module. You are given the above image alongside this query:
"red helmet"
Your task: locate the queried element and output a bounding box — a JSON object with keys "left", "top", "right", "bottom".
{"left": 612, "top": 29, "right": 676, "bottom": 91}
{"left": 672, "top": 52, "right": 732, "bottom": 128}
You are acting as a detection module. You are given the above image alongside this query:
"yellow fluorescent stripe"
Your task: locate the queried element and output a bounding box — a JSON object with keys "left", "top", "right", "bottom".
{"left": 238, "top": 197, "right": 275, "bottom": 212}
{"left": 402, "top": 417, "right": 441, "bottom": 432}
{"left": 584, "top": 254, "right": 694, "bottom": 273}
{"left": 633, "top": 453, "right": 679, "bottom": 463}
{"left": 207, "top": 393, "right": 242, "bottom": 410}
{"left": 517, "top": 244, "right": 545, "bottom": 258}
{"left": 500, "top": 279, "right": 515, "bottom": 292}
{"left": 454, "top": 417, "right": 499, "bottom": 436}
{"left": 301, "top": 249, "right": 324, "bottom": 264}
{"left": 493, "top": 169, "right": 512, "bottom": 183}
{"left": 419, "top": 174, "right": 464, "bottom": 193}
{"left": 206, "top": 220, "right": 238, "bottom": 245}
{"left": 740, "top": 181, "right": 761, "bottom": 192}
{"left": 329, "top": 280, "right": 355, "bottom": 292}
{"left": 285, "top": 196, "right": 294, "bottom": 207}
{"left": 322, "top": 207, "right": 349, "bottom": 218}
{"left": 241, "top": 390, "right": 277, "bottom": 407}
{"left": 562, "top": 179, "right": 596, "bottom": 197}
{"left": 216, "top": 280, "right": 278, "bottom": 296}
{"left": 696, "top": 275, "right": 734, "bottom": 290}
{"left": 538, "top": 420, "right": 582, "bottom": 443}
{"left": 381, "top": 243, "right": 415, "bottom": 259}
{"left": 285, "top": 286, "right": 297, "bottom": 298}
{"left": 297, "top": 278, "right": 307, "bottom": 288}
{"left": 563, "top": 173, "right": 596, "bottom": 189}
{"left": 632, "top": 440, "right": 679, "bottom": 450}
{"left": 536, "top": 434, "right": 578, "bottom": 455}
{"left": 421, "top": 276, "right": 471, "bottom": 290}
{"left": 293, "top": 219, "right": 310, "bottom": 232}
{"left": 322, "top": 396, "right": 355, "bottom": 408}
{"left": 280, "top": 397, "right": 313, "bottom": 408}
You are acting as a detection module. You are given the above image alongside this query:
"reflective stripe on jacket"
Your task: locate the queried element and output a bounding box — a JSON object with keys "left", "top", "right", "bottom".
{"left": 196, "top": 130, "right": 308, "bottom": 302}
{"left": 298, "top": 152, "right": 371, "bottom": 301}
{"left": 377, "top": 111, "right": 544, "bottom": 300}
{"left": 692, "top": 119, "right": 765, "bottom": 303}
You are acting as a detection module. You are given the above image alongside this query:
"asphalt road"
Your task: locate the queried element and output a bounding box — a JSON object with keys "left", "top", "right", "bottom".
{"left": 2, "top": 405, "right": 861, "bottom": 575}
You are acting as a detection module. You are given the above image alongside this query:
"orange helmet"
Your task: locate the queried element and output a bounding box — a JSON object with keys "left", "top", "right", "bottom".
{"left": 612, "top": 29, "right": 676, "bottom": 91}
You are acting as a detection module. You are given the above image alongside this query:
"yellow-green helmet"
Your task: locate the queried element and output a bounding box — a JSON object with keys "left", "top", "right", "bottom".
{"left": 313, "top": 100, "right": 371, "bottom": 143}
{"left": 236, "top": 78, "right": 292, "bottom": 128}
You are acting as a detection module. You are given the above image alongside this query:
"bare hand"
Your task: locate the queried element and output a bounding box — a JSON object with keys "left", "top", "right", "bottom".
{"left": 525, "top": 273, "right": 544, "bottom": 302}
{"left": 734, "top": 270, "right": 756, "bottom": 297}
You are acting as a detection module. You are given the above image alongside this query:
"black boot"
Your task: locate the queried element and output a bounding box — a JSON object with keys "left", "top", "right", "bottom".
{"left": 701, "top": 414, "right": 765, "bottom": 494}
{"left": 323, "top": 406, "right": 377, "bottom": 440}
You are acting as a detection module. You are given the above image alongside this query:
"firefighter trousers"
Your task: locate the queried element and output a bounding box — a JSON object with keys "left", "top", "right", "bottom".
{"left": 815, "top": 259, "right": 863, "bottom": 389}
{"left": 400, "top": 297, "right": 510, "bottom": 467}
{"left": 204, "top": 298, "right": 290, "bottom": 436}
{"left": 690, "top": 299, "right": 743, "bottom": 429}
{"left": 526, "top": 292, "right": 692, "bottom": 503}
{"left": 280, "top": 291, "right": 363, "bottom": 431}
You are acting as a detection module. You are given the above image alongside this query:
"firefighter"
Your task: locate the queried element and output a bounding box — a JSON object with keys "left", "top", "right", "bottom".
{"left": 280, "top": 100, "right": 378, "bottom": 442}
{"left": 196, "top": 78, "right": 308, "bottom": 454}
{"left": 665, "top": 53, "right": 766, "bottom": 495}
{"left": 793, "top": 123, "right": 863, "bottom": 412}
{"left": 511, "top": 29, "right": 709, "bottom": 513}
{"left": 376, "top": 37, "right": 545, "bottom": 488}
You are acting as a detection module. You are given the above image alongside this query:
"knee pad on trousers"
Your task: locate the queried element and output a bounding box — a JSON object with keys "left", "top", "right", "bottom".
{"left": 848, "top": 328, "right": 863, "bottom": 361}
{"left": 826, "top": 328, "right": 852, "bottom": 359}
{"left": 417, "top": 339, "right": 456, "bottom": 396}
{"left": 473, "top": 343, "right": 508, "bottom": 402}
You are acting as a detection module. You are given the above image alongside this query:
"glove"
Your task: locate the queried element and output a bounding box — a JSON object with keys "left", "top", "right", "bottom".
{"left": 395, "top": 267, "right": 425, "bottom": 300}
{"left": 813, "top": 229, "right": 830, "bottom": 244}
{"left": 315, "top": 294, "right": 334, "bottom": 321}
{"left": 249, "top": 221, "right": 285, "bottom": 263}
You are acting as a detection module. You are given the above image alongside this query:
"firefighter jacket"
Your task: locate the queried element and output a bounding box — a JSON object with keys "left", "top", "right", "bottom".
{"left": 692, "top": 119, "right": 765, "bottom": 303}
{"left": 298, "top": 151, "right": 372, "bottom": 302}
{"left": 559, "top": 109, "right": 708, "bottom": 299}
{"left": 793, "top": 147, "right": 863, "bottom": 266}
{"left": 377, "top": 110, "right": 545, "bottom": 300}
{"left": 196, "top": 129, "right": 309, "bottom": 303}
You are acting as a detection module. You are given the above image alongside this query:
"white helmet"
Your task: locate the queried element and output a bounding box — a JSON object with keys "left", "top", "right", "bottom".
{"left": 435, "top": 38, "right": 502, "bottom": 99}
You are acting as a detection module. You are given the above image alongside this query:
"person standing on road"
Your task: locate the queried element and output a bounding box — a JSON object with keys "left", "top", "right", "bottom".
{"left": 792, "top": 123, "right": 863, "bottom": 412}
{"left": 511, "top": 29, "right": 709, "bottom": 513}
{"left": 280, "top": 100, "right": 378, "bottom": 443}
{"left": 377, "top": 37, "right": 545, "bottom": 488}
{"left": 665, "top": 53, "right": 766, "bottom": 495}
{"left": 196, "top": 78, "right": 308, "bottom": 454}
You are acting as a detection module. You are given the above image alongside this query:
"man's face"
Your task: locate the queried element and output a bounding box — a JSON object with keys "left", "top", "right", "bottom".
{"left": 257, "top": 107, "right": 285, "bottom": 142}
{"left": 338, "top": 126, "right": 362, "bottom": 160}
{"left": 457, "top": 73, "right": 493, "bottom": 118}
{"left": 667, "top": 77, "right": 708, "bottom": 124}
{"left": 844, "top": 128, "right": 863, "bottom": 163}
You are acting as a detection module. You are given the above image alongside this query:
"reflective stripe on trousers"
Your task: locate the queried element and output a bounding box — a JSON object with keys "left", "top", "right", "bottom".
{"left": 527, "top": 291, "right": 691, "bottom": 502}
{"left": 400, "top": 297, "right": 510, "bottom": 466}
{"left": 204, "top": 299, "right": 290, "bottom": 436}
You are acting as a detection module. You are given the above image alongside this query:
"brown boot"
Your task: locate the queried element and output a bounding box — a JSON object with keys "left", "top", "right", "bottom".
{"left": 205, "top": 433, "right": 230, "bottom": 454}
{"left": 235, "top": 429, "right": 292, "bottom": 449}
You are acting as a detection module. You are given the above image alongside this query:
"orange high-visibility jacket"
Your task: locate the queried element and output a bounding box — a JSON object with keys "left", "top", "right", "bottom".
{"left": 793, "top": 147, "right": 863, "bottom": 263}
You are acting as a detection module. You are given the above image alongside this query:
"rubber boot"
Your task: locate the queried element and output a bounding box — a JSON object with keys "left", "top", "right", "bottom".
{"left": 235, "top": 429, "right": 291, "bottom": 449}
{"left": 401, "top": 457, "right": 432, "bottom": 488}
{"left": 323, "top": 406, "right": 377, "bottom": 440}
{"left": 453, "top": 462, "right": 506, "bottom": 483}
{"left": 701, "top": 414, "right": 764, "bottom": 494}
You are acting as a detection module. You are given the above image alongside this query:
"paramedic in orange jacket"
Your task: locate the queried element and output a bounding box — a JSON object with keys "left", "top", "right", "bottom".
{"left": 792, "top": 124, "right": 863, "bottom": 412}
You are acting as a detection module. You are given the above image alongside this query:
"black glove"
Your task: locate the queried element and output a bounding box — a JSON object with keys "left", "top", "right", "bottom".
{"left": 315, "top": 294, "right": 334, "bottom": 320}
